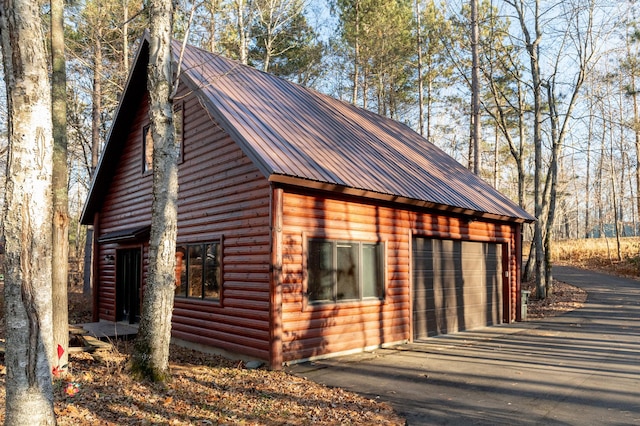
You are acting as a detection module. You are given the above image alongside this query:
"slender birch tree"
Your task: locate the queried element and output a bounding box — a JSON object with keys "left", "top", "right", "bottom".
{"left": 0, "top": 0, "right": 56, "bottom": 423}
{"left": 130, "top": 0, "right": 179, "bottom": 382}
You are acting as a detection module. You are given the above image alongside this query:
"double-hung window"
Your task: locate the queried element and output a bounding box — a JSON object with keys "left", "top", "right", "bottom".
{"left": 307, "top": 239, "right": 384, "bottom": 303}
{"left": 175, "top": 241, "right": 221, "bottom": 300}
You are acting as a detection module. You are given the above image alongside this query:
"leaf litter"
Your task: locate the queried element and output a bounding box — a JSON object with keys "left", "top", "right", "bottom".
{"left": 0, "top": 278, "right": 587, "bottom": 425}
{"left": 0, "top": 288, "right": 404, "bottom": 425}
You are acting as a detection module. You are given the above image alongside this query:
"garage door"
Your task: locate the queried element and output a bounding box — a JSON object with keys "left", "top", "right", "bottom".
{"left": 412, "top": 238, "right": 503, "bottom": 339}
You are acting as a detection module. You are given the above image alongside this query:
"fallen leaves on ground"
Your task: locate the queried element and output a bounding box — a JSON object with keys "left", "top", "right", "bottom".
{"left": 0, "top": 342, "right": 404, "bottom": 425}
{"left": 523, "top": 280, "right": 588, "bottom": 320}
{"left": 0, "top": 277, "right": 590, "bottom": 425}
{"left": 0, "top": 288, "right": 404, "bottom": 425}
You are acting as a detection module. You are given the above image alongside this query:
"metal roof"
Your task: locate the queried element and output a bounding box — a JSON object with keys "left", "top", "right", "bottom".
{"left": 81, "top": 36, "right": 534, "bottom": 224}
{"left": 177, "top": 41, "right": 533, "bottom": 223}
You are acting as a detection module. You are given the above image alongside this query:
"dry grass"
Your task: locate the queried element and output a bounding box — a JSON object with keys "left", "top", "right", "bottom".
{"left": 551, "top": 236, "right": 640, "bottom": 278}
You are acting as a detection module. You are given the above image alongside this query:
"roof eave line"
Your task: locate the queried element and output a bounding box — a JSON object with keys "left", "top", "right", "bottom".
{"left": 268, "top": 174, "right": 534, "bottom": 224}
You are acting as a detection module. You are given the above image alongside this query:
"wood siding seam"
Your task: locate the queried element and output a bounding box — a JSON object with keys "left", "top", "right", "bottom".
{"left": 92, "top": 212, "right": 101, "bottom": 322}
{"left": 301, "top": 232, "right": 308, "bottom": 312}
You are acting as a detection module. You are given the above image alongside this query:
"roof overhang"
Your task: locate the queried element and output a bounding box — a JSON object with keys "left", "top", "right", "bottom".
{"left": 268, "top": 174, "right": 536, "bottom": 224}
{"left": 97, "top": 225, "right": 151, "bottom": 243}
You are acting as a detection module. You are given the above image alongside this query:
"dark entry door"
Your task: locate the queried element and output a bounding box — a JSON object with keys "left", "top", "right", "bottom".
{"left": 412, "top": 238, "right": 503, "bottom": 339}
{"left": 116, "top": 248, "right": 141, "bottom": 324}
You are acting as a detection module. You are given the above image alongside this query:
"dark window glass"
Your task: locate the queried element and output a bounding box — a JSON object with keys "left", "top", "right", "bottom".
{"left": 204, "top": 243, "right": 220, "bottom": 299}
{"left": 308, "top": 239, "right": 384, "bottom": 303}
{"left": 175, "top": 241, "right": 221, "bottom": 301}
{"left": 173, "top": 103, "right": 184, "bottom": 163}
{"left": 337, "top": 243, "right": 359, "bottom": 300}
{"left": 187, "top": 245, "right": 203, "bottom": 298}
{"left": 362, "top": 243, "right": 383, "bottom": 298}
{"left": 143, "top": 125, "right": 153, "bottom": 173}
{"left": 175, "top": 246, "right": 187, "bottom": 296}
{"left": 308, "top": 240, "right": 333, "bottom": 301}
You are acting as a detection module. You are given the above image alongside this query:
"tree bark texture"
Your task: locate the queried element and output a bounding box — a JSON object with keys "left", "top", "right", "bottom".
{"left": 131, "top": 0, "right": 178, "bottom": 382}
{"left": 0, "top": 0, "right": 56, "bottom": 423}
{"left": 470, "top": 0, "right": 480, "bottom": 175}
{"left": 514, "top": 0, "right": 546, "bottom": 299}
{"left": 51, "top": 0, "right": 70, "bottom": 374}
{"left": 414, "top": 0, "right": 424, "bottom": 137}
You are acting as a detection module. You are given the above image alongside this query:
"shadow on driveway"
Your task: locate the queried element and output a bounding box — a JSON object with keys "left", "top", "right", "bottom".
{"left": 287, "top": 266, "right": 640, "bottom": 425}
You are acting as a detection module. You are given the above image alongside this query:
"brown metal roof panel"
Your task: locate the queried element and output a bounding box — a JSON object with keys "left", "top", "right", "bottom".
{"left": 177, "top": 42, "right": 534, "bottom": 222}
{"left": 180, "top": 47, "right": 339, "bottom": 183}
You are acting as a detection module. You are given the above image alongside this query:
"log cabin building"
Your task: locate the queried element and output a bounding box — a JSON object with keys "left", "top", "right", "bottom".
{"left": 81, "top": 35, "right": 535, "bottom": 369}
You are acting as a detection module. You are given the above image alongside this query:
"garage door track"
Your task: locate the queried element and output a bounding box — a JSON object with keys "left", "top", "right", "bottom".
{"left": 287, "top": 266, "right": 640, "bottom": 425}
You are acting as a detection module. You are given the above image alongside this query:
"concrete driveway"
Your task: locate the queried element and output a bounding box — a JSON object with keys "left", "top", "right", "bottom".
{"left": 287, "top": 267, "right": 640, "bottom": 425}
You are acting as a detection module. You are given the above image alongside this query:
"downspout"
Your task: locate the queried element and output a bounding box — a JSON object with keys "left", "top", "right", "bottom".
{"left": 269, "top": 186, "right": 284, "bottom": 369}
{"left": 92, "top": 212, "right": 101, "bottom": 322}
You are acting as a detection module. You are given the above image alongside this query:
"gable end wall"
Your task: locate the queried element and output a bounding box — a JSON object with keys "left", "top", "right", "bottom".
{"left": 95, "top": 85, "right": 273, "bottom": 361}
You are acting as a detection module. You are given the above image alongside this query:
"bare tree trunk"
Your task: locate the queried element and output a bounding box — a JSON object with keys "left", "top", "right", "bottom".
{"left": 597, "top": 114, "right": 606, "bottom": 239}
{"left": 124, "top": 0, "right": 129, "bottom": 72}
{"left": 609, "top": 104, "right": 622, "bottom": 261}
{"left": 415, "top": 0, "right": 424, "bottom": 136}
{"left": 517, "top": 80, "right": 526, "bottom": 208}
{"left": 610, "top": 156, "right": 622, "bottom": 262}
{"left": 51, "top": 0, "right": 70, "bottom": 375}
{"left": 426, "top": 79, "right": 433, "bottom": 141}
{"left": 208, "top": 0, "right": 221, "bottom": 52}
{"left": 236, "top": 0, "right": 249, "bottom": 64}
{"left": 630, "top": 171, "right": 638, "bottom": 236}
{"left": 632, "top": 69, "right": 640, "bottom": 231}
{"left": 131, "top": 0, "right": 178, "bottom": 382}
{"left": 0, "top": 0, "right": 56, "bottom": 423}
{"left": 92, "top": 30, "right": 103, "bottom": 171}
{"left": 512, "top": 0, "right": 546, "bottom": 299}
{"left": 493, "top": 123, "right": 498, "bottom": 188}
{"left": 585, "top": 94, "right": 593, "bottom": 238}
{"left": 352, "top": 0, "right": 360, "bottom": 105}
{"left": 84, "top": 25, "right": 103, "bottom": 298}
{"left": 470, "top": 0, "right": 480, "bottom": 175}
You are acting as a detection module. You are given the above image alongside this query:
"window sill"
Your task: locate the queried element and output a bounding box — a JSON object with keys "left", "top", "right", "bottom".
{"left": 305, "top": 298, "right": 385, "bottom": 311}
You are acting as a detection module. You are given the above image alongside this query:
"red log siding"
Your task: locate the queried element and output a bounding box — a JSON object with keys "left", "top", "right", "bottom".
{"left": 95, "top": 90, "right": 153, "bottom": 322}
{"left": 96, "top": 79, "right": 521, "bottom": 366}
{"left": 95, "top": 87, "right": 272, "bottom": 360}
{"left": 279, "top": 190, "right": 518, "bottom": 363}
